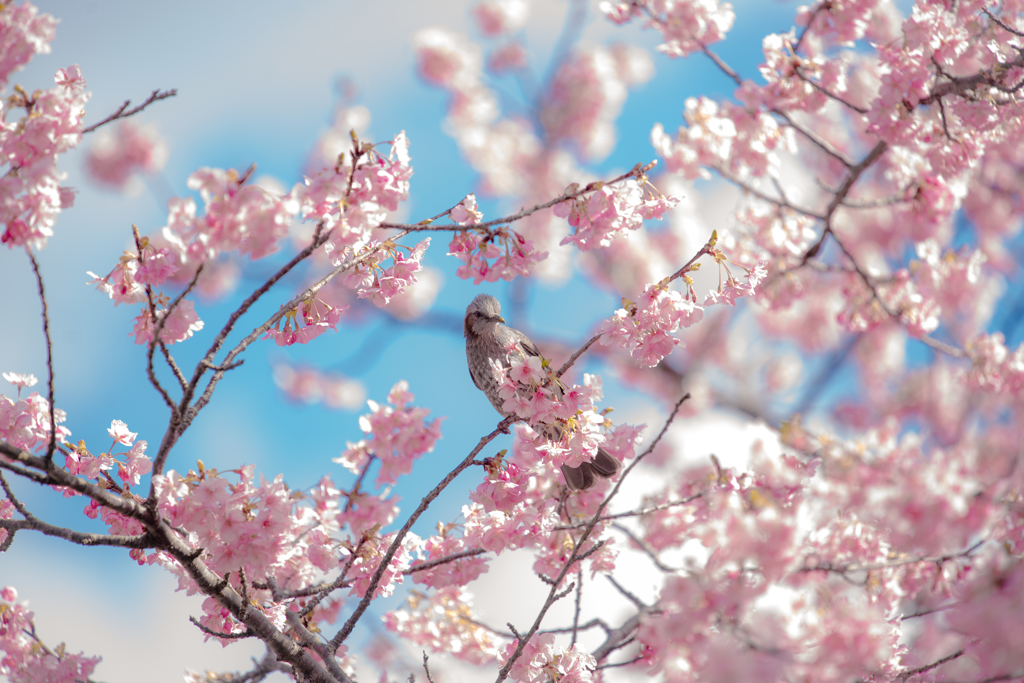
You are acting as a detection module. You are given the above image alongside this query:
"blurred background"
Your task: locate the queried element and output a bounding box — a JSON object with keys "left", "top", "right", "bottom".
{"left": 0, "top": 0, "right": 911, "bottom": 680}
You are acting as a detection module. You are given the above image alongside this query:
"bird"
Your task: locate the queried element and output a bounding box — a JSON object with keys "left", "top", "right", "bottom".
{"left": 464, "top": 293, "right": 621, "bottom": 490}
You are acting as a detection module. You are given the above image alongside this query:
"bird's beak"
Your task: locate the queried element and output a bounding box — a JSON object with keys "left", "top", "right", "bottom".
{"left": 494, "top": 315, "right": 506, "bottom": 324}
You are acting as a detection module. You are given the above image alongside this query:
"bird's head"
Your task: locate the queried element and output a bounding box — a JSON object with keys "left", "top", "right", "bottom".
{"left": 464, "top": 293, "right": 506, "bottom": 338}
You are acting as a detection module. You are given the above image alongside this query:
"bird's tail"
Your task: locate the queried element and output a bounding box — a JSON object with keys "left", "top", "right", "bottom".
{"left": 561, "top": 447, "right": 622, "bottom": 491}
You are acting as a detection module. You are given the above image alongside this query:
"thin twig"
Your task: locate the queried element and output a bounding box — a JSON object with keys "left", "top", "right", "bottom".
{"left": 422, "top": 652, "right": 435, "bottom": 683}
{"left": 25, "top": 249, "right": 57, "bottom": 463}
{"left": 898, "top": 648, "right": 965, "bottom": 681}
{"left": 81, "top": 89, "right": 177, "bottom": 134}
{"left": 189, "top": 615, "right": 254, "bottom": 640}
{"left": 379, "top": 163, "right": 656, "bottom": 234}
{"left": 404, "top": 548, "right": 488, "bottom": 574}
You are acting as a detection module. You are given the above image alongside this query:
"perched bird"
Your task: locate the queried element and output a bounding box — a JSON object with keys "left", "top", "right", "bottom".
{"left": 464, "top": 293, "right": 621, "bottom": 490}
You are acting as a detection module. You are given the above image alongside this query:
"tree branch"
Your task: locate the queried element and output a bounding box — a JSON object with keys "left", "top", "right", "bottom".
{"left": 25, "top": 248, "right": 57, "bottom": 463}
{"left": 81, "top": 89, "right": 178, "bottom": 134}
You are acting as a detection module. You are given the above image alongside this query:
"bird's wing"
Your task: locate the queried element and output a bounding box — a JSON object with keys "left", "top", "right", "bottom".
{"left": 509, "top": 329, "right": 542, "bottom": 358}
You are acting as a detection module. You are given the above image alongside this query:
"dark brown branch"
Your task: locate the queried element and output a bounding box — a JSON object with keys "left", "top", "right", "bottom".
{"left": 799, "top": 540, "right": 985, "bottom": 577}
{"left": 189, "top": 615, "right": 254, "bottom": 640}
{"left": 0, "top": 517, "right": 152, "bottom": 550}
{"left": 25, "top": 249, "right": 57, "bottom": 463}
{"left": 0, "top": 442, "right": 151, "bottom": 521}
{"left": 422, "top": 652, "right": 435, "bottom": 683}
{"left": 982, "top": 7, "right": 1024, "bottom": 37}
{"left": 379, "top": 162, "right": 657, "bottom": 234}
{"left": 596, "top": 654, "right": 645, "bottom": 670}
{"left": 717, "top": 168, "right": 827, "bottom": 221}
{"left": 898, "top": 648, "right": 964, "bottom": 681}
{"left": 81, "top": 89, "right": 177, "bottom": 134}
{"left": 774, "top": 109, "right": 855, "bottom": 168}
{"left": 701, "top": 45, "right": 742, "bottom": 86}
{"left": 612, "top": 522, "right": 678, "bottom": 573}
{"left": 403, "top": 548, "right": 488, "bottom": 574}
{"left": 793, "top": 67, "right": 869, "bottom": 114}
{"left": 181, "top": 228, "right": 397, "bottom": 437}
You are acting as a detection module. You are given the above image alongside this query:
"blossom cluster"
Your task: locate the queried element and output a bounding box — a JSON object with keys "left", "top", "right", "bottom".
{"left": 0, "top": 586, "right": 100, "bottom": 683}
{"left": 342, "top": 237, "right": 430, "bottom": 307}
{"left": 600, "top": 257, "right": 766, "bottom": 368}
{"left": 600, "top": 0, "right": 736, "bottom": 59}
{"left": 0, "top": 373, "right": 69, "bottom": 453}
{"left": 651, "top": 96, "right": 795, "bottom": 181}
{"left": 0, "top": 53, "right": 88, "bottom": 249}
{"left": 413, "top": 21, "right": 657, "bottom": 276}
{"left": 336, "top": 381, "right": 443, "bottom": 486}
{"left": 84, "top": 120, "right": 167, "bottom": 191}
{"left": 262, "top": 296, "right": 344, "bottom": 346}
{"left": 293, "top": 132, "right": 413, "bottom": 264}
{"left": 555, "top": 178, "right": 678, "bottom": 251}
{"left": 271, "top": 361, "right": 366, "bottom": 410}
{"left": 448, "top": 228, "right": 548, "bottom": 283}
{"left": 64, "top": 419, "right": 152, "bottom": 488}
{"left": 497, "top": 634, "right": 596, "bottom": 683}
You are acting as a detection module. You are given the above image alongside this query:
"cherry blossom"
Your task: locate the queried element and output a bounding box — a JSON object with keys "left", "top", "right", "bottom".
{"left": 336, "top": 381, "right": 443, "bottom": 486}
{"left": 84, "top": 120, "right": 167, "bottom": 191}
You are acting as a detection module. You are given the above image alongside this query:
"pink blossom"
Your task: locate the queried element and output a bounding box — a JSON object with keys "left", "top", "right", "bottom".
{"left": 449, "top": 228, "right": 548, "bottom": 283}
{"left": 601, "top": 0, "right": 734, "bottom": 58}
{"left": 272, "top": 362, "right": 365, "bottom": 410}
{"left": 336, "top": 381, "right": 443, "bottom": 486}
{"left": 0, "top": 4, "right": 57, "bottom": 88}
{"left": 414, "top": 28, "right": 481, "bottom": 88}
{"left": 472, "top": 0, "right": 528, "bottom": 36}
{"left": 497, "top": 634, "right": 596, "bottom": 683}
{"left": 131, "top": 298, "right": 204, "bottom": 345}
{"left": 385, "top": 586, "right": 499, "bottom": 665}
{"left": 556, "top": 179, "right": 679, "bottom": 251}
{"left": 488, "top": 42, "right": 528, "bottom": 73}
{"left": 450, "top": 193, "right": 483, "bottom": 224}
{"left": 0, "top": 391, "right": 69, "bottom": 452}
{"left": 0, "top": 64, "right": 90, "bottom": 250}
{"left": 2, "top": 372, "right": 36, "bottom": 391}
{"left": 0, "top": 585, "right": 101, "bottom": 683}
{"left": 599, "top": 284, "right": 704, "bottom": 367}
{"left": 293, "top": 132, "right": 413, "bottom": 264}
{"left": 107, "top": 419, "right": 136, "bottom": 446}
{"left": 345, "top": 532, "right": 413, "bottom": 600}
{"left": 85, "top": 121, "right": 167, "bottom": 190}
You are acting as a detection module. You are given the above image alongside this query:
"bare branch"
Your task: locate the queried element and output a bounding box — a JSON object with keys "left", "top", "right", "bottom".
{"left": 898, "top": 648, "right": 965, "bottom": 681}
{"left": 422, "top": 652, "right": 435, "bottom": 683}
{"left": 25, "top": 249, "right": 57, "bottom": 463}
{"left": 793, "top": 67, "right": 869, "bottom": 114}
{"left": 982, "top": 7, "right": 1024, "bottom": 37}
{"left": 775, "top": 109, "right": 856, "bottom": 168}
{"left": 403, "top": 548, "right": 488, "bottom": 574}
{"left": 189, "top": 615, "right": 254, "bottom": 640}
{"left": 81, "top": 89, "right": 177, "bottom": 134}
{"left": 611, "top": 522, "right": 679, "bottom": 573}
